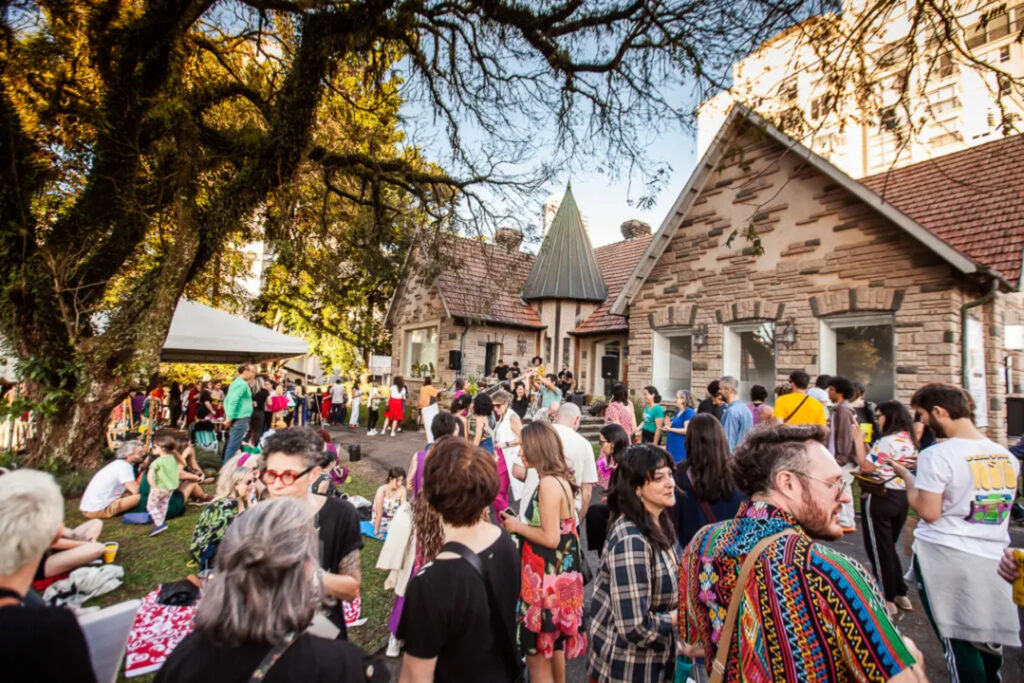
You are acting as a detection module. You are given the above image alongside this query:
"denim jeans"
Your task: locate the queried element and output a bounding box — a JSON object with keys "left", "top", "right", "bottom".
{"left": 224, "top": 417, "right": 249, "bottom": 461}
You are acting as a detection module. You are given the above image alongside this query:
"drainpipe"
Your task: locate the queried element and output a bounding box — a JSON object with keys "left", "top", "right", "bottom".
{"left": 459, "top": 323, "right": 469, "bottom": 377}
{"left": 961, "top": 279, "right": 998, "bottom": 386}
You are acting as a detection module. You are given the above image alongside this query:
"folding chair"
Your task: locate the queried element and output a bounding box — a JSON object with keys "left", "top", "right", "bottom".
{"left": 77, "top": 599, "right": 142, "bottom": 683}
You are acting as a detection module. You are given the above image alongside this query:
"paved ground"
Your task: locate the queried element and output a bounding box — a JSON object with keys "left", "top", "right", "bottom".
{"left": 327, "top": 424, "right": 1024, "bottom": 682}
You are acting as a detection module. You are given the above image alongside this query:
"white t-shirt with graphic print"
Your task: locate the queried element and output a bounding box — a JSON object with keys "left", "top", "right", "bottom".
{"left": 913, "top": 437, "right": 1019, "bottom": 560}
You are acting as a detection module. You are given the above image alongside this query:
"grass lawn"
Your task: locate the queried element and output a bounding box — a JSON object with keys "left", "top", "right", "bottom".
{"left": 61, "top": 458, "right": 393, "bottom": 682}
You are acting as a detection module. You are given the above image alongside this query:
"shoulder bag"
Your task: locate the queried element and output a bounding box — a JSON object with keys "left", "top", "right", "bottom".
{"left": 441, "top": 541, "right": 525, "bottom": 683}
{"left": 248, "top": 631, "right": 298, "bottom": 682}
{"left": 783, "top": 395, "right": 809, "bottom": 423}
{"left": 709, "top": 529, "right": 796, "bottom": 683}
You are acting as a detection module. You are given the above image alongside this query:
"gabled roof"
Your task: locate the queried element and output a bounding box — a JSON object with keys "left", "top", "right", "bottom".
{"left": 573, "top": 234, "right": 653, "bottom": 335}
{"left": 611, "top": 105, "right": 1001, "bottom": 316}
{"left": 438, "top": 238, "right": 543, "bottom": 328}
{"left": 522, "top": 185, "right": 608, "bottom": 301}
{"left": 861, "top": 134, "right": 1024, "bottom": 288}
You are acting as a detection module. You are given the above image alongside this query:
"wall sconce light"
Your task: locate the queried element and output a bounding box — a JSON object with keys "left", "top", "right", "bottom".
{"left": 778, "top": 319, "right": 797, "bottom": 349}
{"left": 693, "top": 323, "right": 709, "bottom": 349}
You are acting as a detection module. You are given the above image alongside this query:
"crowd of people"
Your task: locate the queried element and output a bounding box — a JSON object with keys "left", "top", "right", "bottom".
{"left": 2, "top": 364, "right": 1023, "bottom": 682}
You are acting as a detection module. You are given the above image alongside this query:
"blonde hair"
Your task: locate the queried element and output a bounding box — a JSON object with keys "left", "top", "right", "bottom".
{"left": 215, "top": 454, "right": 259, "bottom": 500}
{"left": 0, "top": 470, "right": 64, "bottom": 575}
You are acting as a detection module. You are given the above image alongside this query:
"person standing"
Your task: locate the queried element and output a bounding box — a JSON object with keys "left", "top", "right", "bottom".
{"left": 826, "top": 376, "right": 859, "bottom": 533}
{"left": 772, "top": 370, "right": 828, "bottom": 426}
{"left": 169, "top": 382, "right": 182, "bottom": 427}
{"left": 718, "top": 376, "right": 753, "bottom": 452}
{"left": 635, "top": 386, "right": 664, "bottom": 444}
{"left": 492, "top": 390, "right": 524, "bottom": 507}
{"left": 367, "top": 380, "right": 383, "bottom": 435}
{"left": 510, "top": 381, "right": 531, "bottom": 419}
{"left": 855, "top": 400, "right": 917, "bottom": 618}
{"left": 223, "top": 363, "right": 255, "bottom": 462}
{"left": 808, "top": 373, "right": 832, "bottom": 407}
{"left": 348, "top": 376, "right": 364, "bottom": 430}
{"left": 416, "top": 376, "right": 439, "bottom": 431}
{"left": 329, "top": 378, "right": 348, "bottom": 426}
{"left": 248, "top": 376, "right": 269, "bottom": 445}
{"left": 679, "top": 424, "right": 923, "bottom": 682}
{"left": 603, "top": 382, "right": 637, "bottom": 436}
{"left": 510, "top": 361, "right": 522, "bottom": 380}
{"left": 383, "top": 377, "right": 407, "bottom": 437}
{"left": 672, "top": 414, "right": 745, "bottom": 550}
{"left": 891, "top": 383, "right": 1021, "bottom": 682}
{"left": 147, "top": 436, "right": 182, "bottom": 536}
{"left": 746, "top": 384, "right": 773, "bottom": 426}
{"left": 492, "top": 359, "right": 510, "bottom": 382}
{"left": 500, "top": 422, "right": 586, "bottom": 682}
{"left": 588, "top": 444, "right": 678, "bottom": 683}
{"left": 551, "top": 402, "right": 599, "bottom": 516}
{"left": 696, "top": 380, "right": 723, "bottom": 421}
{"left": 538, "top": 373, "right": 562, "bottom": 415}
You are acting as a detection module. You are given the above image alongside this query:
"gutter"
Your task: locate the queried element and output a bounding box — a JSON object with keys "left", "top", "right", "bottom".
{"left": 961, "top": 278, "right": 998, "bottom": 385}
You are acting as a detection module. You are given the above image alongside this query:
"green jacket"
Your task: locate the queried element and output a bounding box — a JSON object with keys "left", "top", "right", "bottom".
{"left": 224, "top": 376, "right": 253, "bottom": 421}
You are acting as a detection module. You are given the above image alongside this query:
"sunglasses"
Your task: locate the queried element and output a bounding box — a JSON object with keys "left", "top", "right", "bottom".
{"left": 259, "top": 465, "right": 314, "bottom": 486}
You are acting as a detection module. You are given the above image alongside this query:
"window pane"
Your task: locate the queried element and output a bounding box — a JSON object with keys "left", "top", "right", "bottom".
{"left": 407, "top": 327, "right": 438, "bottom": 376}
{"left": 665, "top": 335, "right": 692, "bottom": 397}
{"left": 739, "top": 324, "right": 776, "bottom": 398}
{"left": 835, "top": 324, "right": 894, "bottom": 403}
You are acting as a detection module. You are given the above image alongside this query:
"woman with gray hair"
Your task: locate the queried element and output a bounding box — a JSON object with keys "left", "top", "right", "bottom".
{"left": 156, "top": 498, "right": 383, "bottom": 682}
{"left": 663, "top": 390, "right": 696, "bottom": 463}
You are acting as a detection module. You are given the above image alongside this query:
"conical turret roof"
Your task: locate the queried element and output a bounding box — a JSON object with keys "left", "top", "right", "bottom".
{"left": 522, "top": 185, "right": 608, "bottom": 301}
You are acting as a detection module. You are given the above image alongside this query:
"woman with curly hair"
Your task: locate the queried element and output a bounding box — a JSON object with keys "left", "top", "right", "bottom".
{"left": 500, "top": 421, "right": 586, "bottom": 682}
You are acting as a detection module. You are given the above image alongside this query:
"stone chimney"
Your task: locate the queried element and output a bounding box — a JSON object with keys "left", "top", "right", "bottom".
{"left": 495, "top": 227, "right": 524, "bottom": 252}
{"left": 620, "top": 219, "right": 652, "bottom": 240}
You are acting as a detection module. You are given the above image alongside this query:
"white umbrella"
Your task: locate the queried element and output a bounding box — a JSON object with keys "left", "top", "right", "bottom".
{"left": 161, "top": 299, "right": 308, "bottom": 364}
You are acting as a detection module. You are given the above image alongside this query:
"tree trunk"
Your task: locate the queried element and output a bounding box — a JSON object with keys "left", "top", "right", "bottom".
{"left": 23, "top": 378, "right": 124, "bottom": 469}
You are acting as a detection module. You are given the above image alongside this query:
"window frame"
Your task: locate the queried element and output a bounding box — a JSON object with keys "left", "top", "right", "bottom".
{"left": 651, "top": 327, "right": 693, "bottom": 398}
{"left": 404, "top": 325, "right": 439, "bottom": 377}
{"left": 818, "top": 313, "right": 896, "bottom": 401}
{"left": 722, "top": 320, "right": 776, "bottom": 398}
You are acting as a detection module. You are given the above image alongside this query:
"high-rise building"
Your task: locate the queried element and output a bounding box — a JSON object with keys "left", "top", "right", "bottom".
{"left": 698, "top": 0, "right": 1024, "bottom": 178}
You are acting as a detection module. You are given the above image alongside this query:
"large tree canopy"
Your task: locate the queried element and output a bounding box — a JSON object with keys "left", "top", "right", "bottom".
{"left": 1, "top": 0, "right": 1020, "bottom": 465}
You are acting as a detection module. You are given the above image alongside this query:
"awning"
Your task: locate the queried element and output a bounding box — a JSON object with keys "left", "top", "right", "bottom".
{"left": 161, "top": 299, "right": 308, "bottom": 364}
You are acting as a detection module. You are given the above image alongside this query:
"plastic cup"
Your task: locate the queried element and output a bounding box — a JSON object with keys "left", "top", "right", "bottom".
{"left": 103, "top": 541, "right": 119, "bottom": 564}
{"left": 1014, "top": 549, "right": 1024, "bottom": 607}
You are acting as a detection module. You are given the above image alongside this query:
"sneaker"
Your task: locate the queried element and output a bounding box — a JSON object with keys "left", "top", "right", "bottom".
{"left": 149, "top": 524, "right": 168, "bottom": 537}
{"left": 895, "top": 595, "right": 913, "bottom": 611}
{"left": 367, "top": 429, "right": 377, "bottom": 436}
{"left": 386, "top": 635, "right": 403, "bottom": 658}
{"left": 396, "top": 427, "right": 402, "bottom": 433}
{"left": 390, "top": 432, "right": 396, "bottom": 437}
{"left": 348, "top": 617, "right": 368, "bottom": 627}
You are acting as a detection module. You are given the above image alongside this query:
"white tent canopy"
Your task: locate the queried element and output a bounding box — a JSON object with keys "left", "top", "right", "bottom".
{"left": 161, "top": 299, "right": 308, "bottom": 364}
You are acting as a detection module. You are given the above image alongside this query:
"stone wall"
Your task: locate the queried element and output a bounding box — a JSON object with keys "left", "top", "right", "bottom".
{"left": 625, "top": 126, "right": 1010, "bottom": 440}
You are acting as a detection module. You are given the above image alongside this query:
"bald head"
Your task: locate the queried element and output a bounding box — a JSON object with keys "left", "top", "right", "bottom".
{"left": 556, "top": 401, "right": 581, "bottom": 429}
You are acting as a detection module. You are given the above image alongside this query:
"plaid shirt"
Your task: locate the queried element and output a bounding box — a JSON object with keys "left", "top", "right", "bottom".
{"left": 588, "top": 517, "right": 678, "bottom": 682}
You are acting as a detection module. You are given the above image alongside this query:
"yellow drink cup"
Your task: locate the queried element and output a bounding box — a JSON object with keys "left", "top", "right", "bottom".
{"left": 103, "top": 541, "right": 119, "bottom": 564}
{"left": 1013, "top": 549, "right": 1024, "bottom": 607}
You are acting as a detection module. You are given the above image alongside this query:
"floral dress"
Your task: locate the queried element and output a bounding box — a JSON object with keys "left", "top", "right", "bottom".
{"left": 517, "top": 480, "right": 587, "bottom": 659}
{"left": 373, "top": 490, "right": 402, "bottom": 536}
{"left": 189, "top": 498, "right": 241, "bottom": 568}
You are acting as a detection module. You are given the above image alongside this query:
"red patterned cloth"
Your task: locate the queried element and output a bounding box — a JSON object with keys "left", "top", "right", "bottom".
{"left": 124, "top": 589, "right": 197, "bottom": 678}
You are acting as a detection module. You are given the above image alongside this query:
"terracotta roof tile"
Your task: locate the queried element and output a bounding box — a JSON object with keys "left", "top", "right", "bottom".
{"left": 861, "top": 135, "right": 1024, "bottom": 286}
{"left": 437, "top": 238, "right": 543, "bottom": 328}
{"left": 573, "top": 234, "right": 654, "bottom": 335}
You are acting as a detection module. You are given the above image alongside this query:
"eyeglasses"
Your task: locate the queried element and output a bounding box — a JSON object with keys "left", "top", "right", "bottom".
{"left": 790, "top": 471, "right": 845, "bottom": 501}
{"left": 259, "top": 465, "right": 314, "bottom": 486}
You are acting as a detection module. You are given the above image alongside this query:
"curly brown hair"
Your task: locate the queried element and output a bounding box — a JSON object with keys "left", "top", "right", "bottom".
{"left": 730, "top": 424, "right": 826, "bottom": 498}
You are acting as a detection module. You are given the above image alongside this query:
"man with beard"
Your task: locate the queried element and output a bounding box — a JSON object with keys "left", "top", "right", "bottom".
{"left": 679, "top": 424, "right": 925, "bottom": 682}
{"left": 891, "top": 383, "right": 1020, "bottom": 682}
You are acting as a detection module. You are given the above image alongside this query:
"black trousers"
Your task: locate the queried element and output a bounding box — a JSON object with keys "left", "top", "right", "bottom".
{"left": 367, "top": 408, "right": 379, "bottom": 430}
{"left": 861, "top": 489, "right": 909, "bottom": 601}
{"left": 247, "top": 410, "right": 265, "bottom": 444}
{"left": 330, "top": 404, "right": 347, "bottom": 425}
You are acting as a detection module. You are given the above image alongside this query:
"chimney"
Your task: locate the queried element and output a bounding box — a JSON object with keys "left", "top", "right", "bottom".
{"left": 620, "top": 219, "right": 652, "bottom": 241}
{"left": 495, "top": 227, "right": 524, "bottom": 252}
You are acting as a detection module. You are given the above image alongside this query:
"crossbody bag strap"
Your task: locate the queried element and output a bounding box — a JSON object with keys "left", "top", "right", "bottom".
{"left": 440, "top": 541, "right": 522, "bottom": 679}
{"left": 685, "top": 469, "right": 717, "bottom": 524}
{"left": 783, "top": 395, "right": 810, "bottom": 423}
{"left": 710, "top": 530, "right": 796, "bottom": 683}
{"left": 248, "top": 631, "right": 298, "bottom": 683}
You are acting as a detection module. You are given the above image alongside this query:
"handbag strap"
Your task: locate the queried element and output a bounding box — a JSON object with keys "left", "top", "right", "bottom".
{"left": 248, "top": 631, "right": 297, "bottom": 683}
{"left": 441, "top": 541, "right": 522, "bottom": 679}
{"left": 710, "top": 530, "right": 796, "bottom": 683}
{"left": 783, "top": 395, "right": 810, "bottom": 423}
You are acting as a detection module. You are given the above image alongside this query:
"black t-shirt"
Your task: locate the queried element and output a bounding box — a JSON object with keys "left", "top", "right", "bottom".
{"left": 697, "top": 397, "right": 723, "bottom": 420}
{"left": 398, "top": 530, "right": 520, "bottom": 683}
{"left": 155, "top": 630, "right": 385, "bottom": 683}
{"left": 509, "top": 366, "right": 521, "bottom": 379}
{"left": 510, "top": 396, "right": 530, "bottom": 419}
{"left": 252, "top": 388, "right": 269, "bottom": 414}
{"left": 0, "top": 603, "right": 97, "bottom": 683}
{"left": 196, "top": 389, "right": 213, "bottom": 419}
{"left": 316, "top": 497, "right": 364, "bottom": 639}
{"left": 494, "top": 365, "right": 509, "bottom": 380}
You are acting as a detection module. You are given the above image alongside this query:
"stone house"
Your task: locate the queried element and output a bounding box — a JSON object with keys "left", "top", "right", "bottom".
{"left": 385, "top": 186, "right": 653, "bottom": 402}
{"left": 610, "top": 105, "right": 1024, "bottom": 441}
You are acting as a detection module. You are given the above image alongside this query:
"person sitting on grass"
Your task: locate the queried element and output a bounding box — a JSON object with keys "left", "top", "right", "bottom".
{"left": 33, "top": 518, "right": 107, "bottom": 585}
{"left": 373, "top": 467, "right": 407, "bottom": 538}
{"left": 79, "top": 439, "right": 146, "bottom": 520}
{"left": 0, "top": 469, "right": 98, "bottom": 683}
{"left": 155, "top": 498, "right": 385, "bottom": 683}
{"left": 189, "top": 452, "right": 259, "bottom": 570}
{"left": 262, "top": 427, "right": 363, "bottom": 640}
